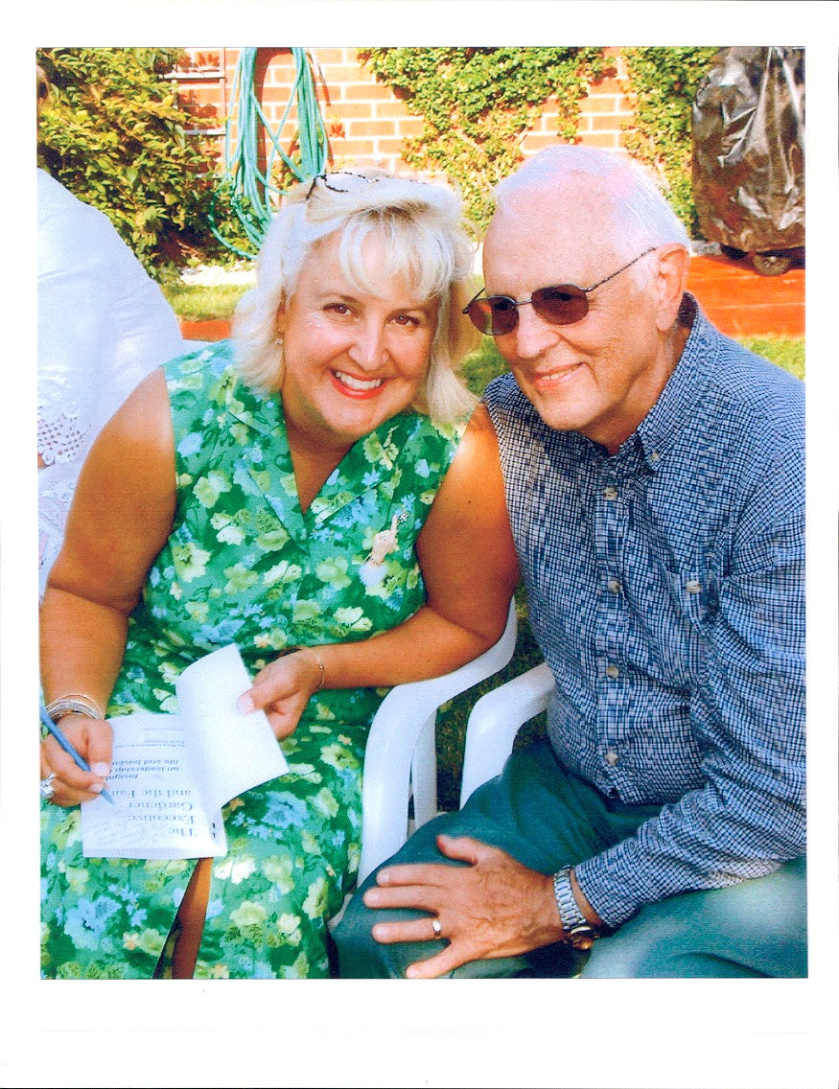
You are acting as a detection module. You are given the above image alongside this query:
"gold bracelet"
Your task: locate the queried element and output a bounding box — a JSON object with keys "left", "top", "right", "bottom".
{"left": 300, "top": 647, "right": 325, "bottom": 692}
{"left": 278, "top": 646, "right": 325, "bottom": 692}
{"left": 45, "top": 694, "right": 103, "bottom": 722}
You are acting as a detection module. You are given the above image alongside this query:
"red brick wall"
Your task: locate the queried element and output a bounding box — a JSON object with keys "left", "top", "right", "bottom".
{"left": 176, "top": 46, "right": 637, "bottom": 177}
{"left": 576, "top": 49, "right": 636, "bottom": 152}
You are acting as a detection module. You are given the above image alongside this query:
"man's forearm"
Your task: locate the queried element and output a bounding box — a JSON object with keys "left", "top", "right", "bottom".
{"left": 573, "top": 785, "right": 803, "bottom": 931}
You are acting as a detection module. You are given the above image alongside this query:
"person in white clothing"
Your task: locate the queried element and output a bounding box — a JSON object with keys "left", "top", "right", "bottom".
{"left": 37, "top": 65, "right": 184, "bottom": 594}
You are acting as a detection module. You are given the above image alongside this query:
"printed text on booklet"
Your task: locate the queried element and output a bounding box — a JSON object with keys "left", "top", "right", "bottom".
{"left": 81, "top": 645, "right": 288, "bottom": 860}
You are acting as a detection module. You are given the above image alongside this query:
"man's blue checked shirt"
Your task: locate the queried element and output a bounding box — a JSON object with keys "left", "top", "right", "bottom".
{"left": 484, "top": 295, "right": 805, "bottom": 929}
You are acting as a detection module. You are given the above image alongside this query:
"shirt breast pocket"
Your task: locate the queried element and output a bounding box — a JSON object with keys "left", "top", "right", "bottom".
{"left": 673, "top": 551, "right": 720, "bottom": 633}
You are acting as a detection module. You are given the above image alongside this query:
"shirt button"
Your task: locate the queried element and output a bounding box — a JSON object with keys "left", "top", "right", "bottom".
{"left": 686, "top": 580, "right": 702, "bottom": 594}
{"left": 605, "top": 664, "right": 620, "bottom": 679}
{"left": 605, "top": 749, "right": 619, "bottom": 766}
{"left": 603, "top": 486, "right": 618, "bottom": 500}
{"left": 650, "top": 450, "right": 660, "bottom": 462}
{"left": 607, "top": 578, "right": 621, "bottom": 593}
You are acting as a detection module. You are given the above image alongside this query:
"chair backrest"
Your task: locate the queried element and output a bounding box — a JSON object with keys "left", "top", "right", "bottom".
{"left": 357, "top": 600, "right": 518, "bottom": 883}
{"left": 459, "top": 661, "right": 554, "bottom": 808}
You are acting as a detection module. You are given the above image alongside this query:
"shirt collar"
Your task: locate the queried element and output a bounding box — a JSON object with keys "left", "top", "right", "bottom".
{"left": 635, "top": 293, "right": 719, "bottom": 472}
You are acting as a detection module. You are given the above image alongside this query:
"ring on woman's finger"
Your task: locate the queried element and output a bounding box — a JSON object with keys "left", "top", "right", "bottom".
{"left": 431, "top": 916, "right": 443, "bottom": 939}
{"left": 40, "top": 772, "right": 57, "bottom": 800}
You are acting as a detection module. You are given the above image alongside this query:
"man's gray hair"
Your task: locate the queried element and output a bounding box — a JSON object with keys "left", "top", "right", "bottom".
{"left": 494, "top": 146, "right": 690, "bottom": 265}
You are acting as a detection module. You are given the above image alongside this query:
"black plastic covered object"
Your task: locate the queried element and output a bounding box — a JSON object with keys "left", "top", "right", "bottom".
{"left": 692, "top": 47, "right": 804, "bottom": 275}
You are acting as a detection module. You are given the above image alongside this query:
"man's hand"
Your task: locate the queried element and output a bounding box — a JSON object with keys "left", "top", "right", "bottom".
{"left": 362, "top": 834, "right": 565, "bottom": 978}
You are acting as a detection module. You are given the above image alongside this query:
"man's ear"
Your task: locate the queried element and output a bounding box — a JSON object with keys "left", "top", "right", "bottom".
{"left": 653, "top": 245, "right": 690, "bottom": 332}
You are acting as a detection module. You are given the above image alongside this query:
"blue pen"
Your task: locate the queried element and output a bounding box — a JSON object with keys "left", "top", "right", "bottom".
{"left": 39, "top": 700, "right": 114, "bottom": 804}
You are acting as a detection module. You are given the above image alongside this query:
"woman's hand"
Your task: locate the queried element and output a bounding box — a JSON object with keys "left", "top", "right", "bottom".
{"left": 40, "top": 714, "right": 113, "bottom": 807}
{"left": 237, "top": 649, "right": 324, "bottom": 740}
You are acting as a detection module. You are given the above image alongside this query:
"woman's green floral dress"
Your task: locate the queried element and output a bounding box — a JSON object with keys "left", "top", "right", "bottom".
{"left": 41, "top": 342, "right": 468, "bottom": 979}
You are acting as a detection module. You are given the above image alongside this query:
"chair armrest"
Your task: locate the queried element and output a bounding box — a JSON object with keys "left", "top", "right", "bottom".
{"left": 358, "top": 601, "right": 517, "bottom": 883}
{"left": 459, "top": 661, "right": 554, "bottom": 808}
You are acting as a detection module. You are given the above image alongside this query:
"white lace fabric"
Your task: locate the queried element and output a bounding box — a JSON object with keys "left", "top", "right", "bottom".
{"left": 38, "top": 404, "right": 91, "bottom": 467}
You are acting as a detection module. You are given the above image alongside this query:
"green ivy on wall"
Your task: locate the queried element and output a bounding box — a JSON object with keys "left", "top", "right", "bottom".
{"left": 359, "top": 47, "right": 607, "bottom": 231}
{"left": 362, "top": 46, "right": 722, "bottom": 240}
{"left": 622, "top": 47, "right": 720, "bottom": 238}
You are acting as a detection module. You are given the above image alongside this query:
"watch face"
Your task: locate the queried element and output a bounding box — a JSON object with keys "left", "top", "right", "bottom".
{"left": 566, "top": 923, "right": 597, "bottom": 951}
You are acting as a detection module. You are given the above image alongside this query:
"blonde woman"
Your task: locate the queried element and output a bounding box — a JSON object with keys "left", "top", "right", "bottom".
{"left": 40, "top": 170, "right": 519, "bottom": 979}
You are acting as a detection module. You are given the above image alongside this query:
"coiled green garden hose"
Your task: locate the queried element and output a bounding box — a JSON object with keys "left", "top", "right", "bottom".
{"left": 209, "top": 47, "right": 328, "bottom": 257}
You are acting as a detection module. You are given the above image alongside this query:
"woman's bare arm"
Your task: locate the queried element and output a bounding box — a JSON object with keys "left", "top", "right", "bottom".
{"left": 40, "top": 368, "right": 176, "bottom": 803}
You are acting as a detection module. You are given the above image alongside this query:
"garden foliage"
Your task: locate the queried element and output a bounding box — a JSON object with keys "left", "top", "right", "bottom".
{"left": 622, "top": 47, "right": 721, "bottom": 237}
{"left": 362, "top": 46, "right": 720, "bottom": 237}
{"left": 37, "top": 48, "right": 229, "bottom": 276}
{"left": 36, "top": 46, "right": 723, "bottom": 279}
{"left": 360, "top": 47, "right": 607, "bottom": 231}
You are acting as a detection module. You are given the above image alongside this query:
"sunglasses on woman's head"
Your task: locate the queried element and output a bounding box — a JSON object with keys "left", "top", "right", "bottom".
{"left": 305, "top": 171, "right": 426, "bottom": 199}
{"left": 306, "top": 171, "right": 379, "bottom": 198}
{"left": 463, "top": 246, "right": 656, "bottom": 336}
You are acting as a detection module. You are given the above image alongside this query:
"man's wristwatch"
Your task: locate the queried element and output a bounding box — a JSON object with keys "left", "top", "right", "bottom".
{"left": 552, "top": 867, "right": 599, "bottom": 950}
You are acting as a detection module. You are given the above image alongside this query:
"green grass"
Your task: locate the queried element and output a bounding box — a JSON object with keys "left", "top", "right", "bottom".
{"left": 740, "top": 337, "right": 804, "bottom": 380}
{"left": 461, "top": 338, "right": 511, "bottom": 394}
{"left": 161, "top": 281, "right": 250, "bottom": 322}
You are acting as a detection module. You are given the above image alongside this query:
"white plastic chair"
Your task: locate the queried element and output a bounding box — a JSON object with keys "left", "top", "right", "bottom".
{"left": 357, "top": 601, "right": 518, "bottom": 883}
{"left": 459, "top": 661, "right": 554, "bottom": 807}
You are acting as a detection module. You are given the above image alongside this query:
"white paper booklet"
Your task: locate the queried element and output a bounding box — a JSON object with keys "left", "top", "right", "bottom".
{"left": 81, "top": 644, "right": 288, "bottom": 860}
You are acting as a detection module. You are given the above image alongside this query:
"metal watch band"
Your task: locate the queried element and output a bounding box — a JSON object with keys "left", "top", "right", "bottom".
{"left": 552, "top": 867, "right": 589, "bottom": 933}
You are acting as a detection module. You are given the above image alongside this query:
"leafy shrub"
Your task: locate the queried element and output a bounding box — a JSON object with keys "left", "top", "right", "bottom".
{"left": 37, "top": 47, "right": 230, "bottom": 276}
{"left": 363, "top": 47, "right": 723, "bottom": 239}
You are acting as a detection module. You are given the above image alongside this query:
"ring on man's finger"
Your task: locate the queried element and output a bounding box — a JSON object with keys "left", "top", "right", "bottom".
{"left": 431, "top": 916, "right": 443, "bottom": 938}
{"left": 40, "top": 772, "right": 56, "bottom": 800}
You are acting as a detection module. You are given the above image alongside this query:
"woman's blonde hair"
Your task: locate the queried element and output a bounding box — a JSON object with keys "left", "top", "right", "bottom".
{"left": 233, "top": 169, "right": 480, "bottom": 424}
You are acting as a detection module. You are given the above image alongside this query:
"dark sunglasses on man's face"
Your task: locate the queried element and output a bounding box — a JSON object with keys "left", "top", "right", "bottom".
{"left": 463, "top": 246, "right": 656, "bottom": 337}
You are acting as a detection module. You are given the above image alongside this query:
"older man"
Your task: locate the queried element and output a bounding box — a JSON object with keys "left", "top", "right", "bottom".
{"left": 334, "top": 146, "right": 805, "bottom": 979}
